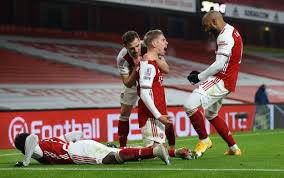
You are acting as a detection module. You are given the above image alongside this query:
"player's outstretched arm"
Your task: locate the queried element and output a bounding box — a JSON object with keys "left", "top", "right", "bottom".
{"left": 156, "top": 56, "right": 169, "bottom": 74}
{"left": 198, "top": 54, "right": 228, "bottom": 81}
{"left": 15, "top": 134, "right": 38, "bottom": 167}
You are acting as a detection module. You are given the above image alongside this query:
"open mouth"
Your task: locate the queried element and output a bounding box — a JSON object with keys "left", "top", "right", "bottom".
{"left": 164, "top": 47, "right": 167, "bottom": 53}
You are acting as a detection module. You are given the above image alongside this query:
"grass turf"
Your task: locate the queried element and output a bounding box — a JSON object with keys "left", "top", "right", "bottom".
{"left": 244, "top": 46, "right": 284, "bottom": 54}
{"left": 1, "top": 129, "right": 284, "bottom": 178}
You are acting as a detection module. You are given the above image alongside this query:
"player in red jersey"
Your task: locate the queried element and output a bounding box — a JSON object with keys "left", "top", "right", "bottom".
{"left": 117, "top": 31, "right": 175, "bottom": 149}
{"left": 14, "top": 131, "right": 170, "bottom": 166}
{"left": 184, "top": 11, "right": 242, "bottom": 157}
{"left": 136, "top": 30, "right": 195, "bottom": 161}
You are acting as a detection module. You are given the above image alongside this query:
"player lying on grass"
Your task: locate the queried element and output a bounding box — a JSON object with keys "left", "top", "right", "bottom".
{"left": 14, "top": 131, "right": 170, "bottom": 166}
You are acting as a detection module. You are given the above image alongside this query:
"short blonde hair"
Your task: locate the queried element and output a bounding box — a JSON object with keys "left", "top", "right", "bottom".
{"left": 143, "top": 29, "right": 163, "bottom": 48}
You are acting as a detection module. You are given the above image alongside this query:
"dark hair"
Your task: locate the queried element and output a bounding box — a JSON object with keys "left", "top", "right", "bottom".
{"left": 143, "top": 29, "right": 163, "bottom": 48}
{"left": 15, "top": 133, "right": 30, "bottom": 154}
{"left": 122, "top": 31, "right": 139, "bottom": 45}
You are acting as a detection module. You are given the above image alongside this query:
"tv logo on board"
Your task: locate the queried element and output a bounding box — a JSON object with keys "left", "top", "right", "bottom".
{"left": 9, "top": 117, "right": 29, "bottom": 147}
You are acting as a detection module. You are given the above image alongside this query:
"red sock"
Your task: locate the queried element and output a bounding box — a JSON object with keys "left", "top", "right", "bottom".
{"left": 189, "top": 109, "right": 208, "bottom": 140}
{"left": 165, "top": 124, "right": 175, "bottom": 147}
{"left": 168, "top": 149, "right": 175, "bottom": 157}
{"left": 118, "top": 120, "right": 129, "bottom": 147}
{"left": 119, "top": 147, "right": 155, "bottom": 161}
{"left": 209, "top": 116, "right": 236, "bottom": 147}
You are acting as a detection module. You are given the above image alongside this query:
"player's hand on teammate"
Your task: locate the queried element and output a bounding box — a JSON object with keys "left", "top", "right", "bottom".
{"left": 187, "top": 70, "right": 200, "bottom": 85}
{"left": 133, "top": 56, "right": 142, "bottom": 67}
{"left": 15, "top": 161, "right": 25, "bottom": 167}
{"left": 158, "top": 115, "right": 173, "bottom": 125}
{"left": 106, "top": 143, "right": 117, "bottom": 148}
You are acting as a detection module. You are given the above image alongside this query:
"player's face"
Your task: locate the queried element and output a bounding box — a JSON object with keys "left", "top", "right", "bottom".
{"left": 155, "top": 34, "right": 168, "bottom": 56}
{"left": 202, "top": 18, "right": 219, "bottom": 39}
{"left": 126, "top": 37, "right": 141, "bottom": 59}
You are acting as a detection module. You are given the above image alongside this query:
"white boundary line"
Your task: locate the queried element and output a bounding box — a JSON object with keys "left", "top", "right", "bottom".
{"left": 0, "top": 153, "right": 21, "bottom": 157}
{"left": 0, "top": 168, "right": 284, "bottom": 172}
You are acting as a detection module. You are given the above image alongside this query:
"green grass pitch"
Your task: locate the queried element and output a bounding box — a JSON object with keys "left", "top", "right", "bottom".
{"left": 1, "top": 129, "right": 284, "bottom": 178}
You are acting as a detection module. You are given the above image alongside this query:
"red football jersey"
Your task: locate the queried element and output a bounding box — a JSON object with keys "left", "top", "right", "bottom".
{"left": 35, "top": 137, "right": 74, "bottom": 164}
{"left": 214, "top": 24, "right": 243, "bottom": 92}
{"left": 136, "top": 60, "right": 167, "bottom": 128}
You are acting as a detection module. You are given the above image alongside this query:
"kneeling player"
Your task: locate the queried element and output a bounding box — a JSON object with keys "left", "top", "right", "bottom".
{"left": 14, "top": 131, "right": 170, "bottom": 166}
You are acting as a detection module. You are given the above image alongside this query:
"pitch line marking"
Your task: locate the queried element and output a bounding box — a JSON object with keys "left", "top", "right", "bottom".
{"left": 0, "top": 153, "right": 21, "bottom": 157}
{"left": 0, "top": 168, "right": 284, "bottom": 172}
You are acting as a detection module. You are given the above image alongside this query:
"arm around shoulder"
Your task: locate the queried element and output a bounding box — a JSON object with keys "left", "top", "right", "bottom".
{"left": 156, "top": 56, "right": 169, "bottom": 74}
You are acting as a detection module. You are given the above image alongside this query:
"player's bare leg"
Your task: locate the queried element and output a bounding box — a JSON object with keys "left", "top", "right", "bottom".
{"left": 118, "top": 103, "right": 133, "bottom": 147}
{"left": 165, "top": 123, "right": 175, "bottom": 149}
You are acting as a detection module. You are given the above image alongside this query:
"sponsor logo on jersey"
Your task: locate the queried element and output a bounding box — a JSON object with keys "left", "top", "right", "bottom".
{"left": 145, "top": 67, "right": 152, "bottom": 76}
{"left": 143, "top": 76, "right": 151, "bottom": 80}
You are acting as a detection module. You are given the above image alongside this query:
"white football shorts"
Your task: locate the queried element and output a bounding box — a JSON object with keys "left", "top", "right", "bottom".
{"left": 67, "top": 140, "right": 121, "bottom": 164}
{"left": 194, "top": 76, "right": 230, "bottom": 119}
{"left": 184, "top": 76, "right": 230, "bottom": 120}
{"left": 120, "top": 85, "right": 138, "bottom": 106}
{"left": 141, "top": 118, "right": 166, "bottom": 147}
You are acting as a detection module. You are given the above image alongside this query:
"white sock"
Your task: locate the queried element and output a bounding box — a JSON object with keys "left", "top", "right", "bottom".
{"left": 200, "top": 137, "right": 209, "bottom": 143}
{"left": 230, "top": 144, "right": 238, "bottom": 151}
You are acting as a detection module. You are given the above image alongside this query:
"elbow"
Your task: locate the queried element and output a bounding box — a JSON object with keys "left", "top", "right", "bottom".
{"left": 140, "top": 89, "right": 148, "bottom": 103}
{"left": 216, "top": 67, "right": 223, "bottom": 73}
{"left": 211, "top": 61, "right": 224, "bottom": 75}
{"left": 124, "top": 83, "right": 132, "bottom": 88}
{"left": 123, "top": 81, "right": 133, "bottom": 88}
{"left": 217, "top": 65, "right": 225, "bottom": 73}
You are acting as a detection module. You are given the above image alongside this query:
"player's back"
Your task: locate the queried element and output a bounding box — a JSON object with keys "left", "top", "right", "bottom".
{"left": 36, "top": 137, "right": 73, "bottom": 164}
{"left": 214, "top": 24, "right": 243, "bottom": 92}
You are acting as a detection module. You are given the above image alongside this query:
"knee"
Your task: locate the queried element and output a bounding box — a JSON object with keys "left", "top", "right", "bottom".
{"left": 102, "top": 152, "right": 121, "bottom": 164}
{"left": 184, "top": 102, "right": 198, "bottom": 117}
{"left": 119, "top": 115, "right": 129, "bottom": 121}
{"left": 185, "top": 108, "right": 198, "bottom": 117}
{"left": 183, "top": 101, "right": 194, "bottom": 113}
{"left": 183, "top": 94, "right": 201, "bottom": 116}
{"left": 120, "top": 109, "right": 131, "bottom": 117}
{"left": 205, "top": 110, "right": 217, "bottom": 120}
{"left": 120, "top": 105, "right": 132, "bottom": 117}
